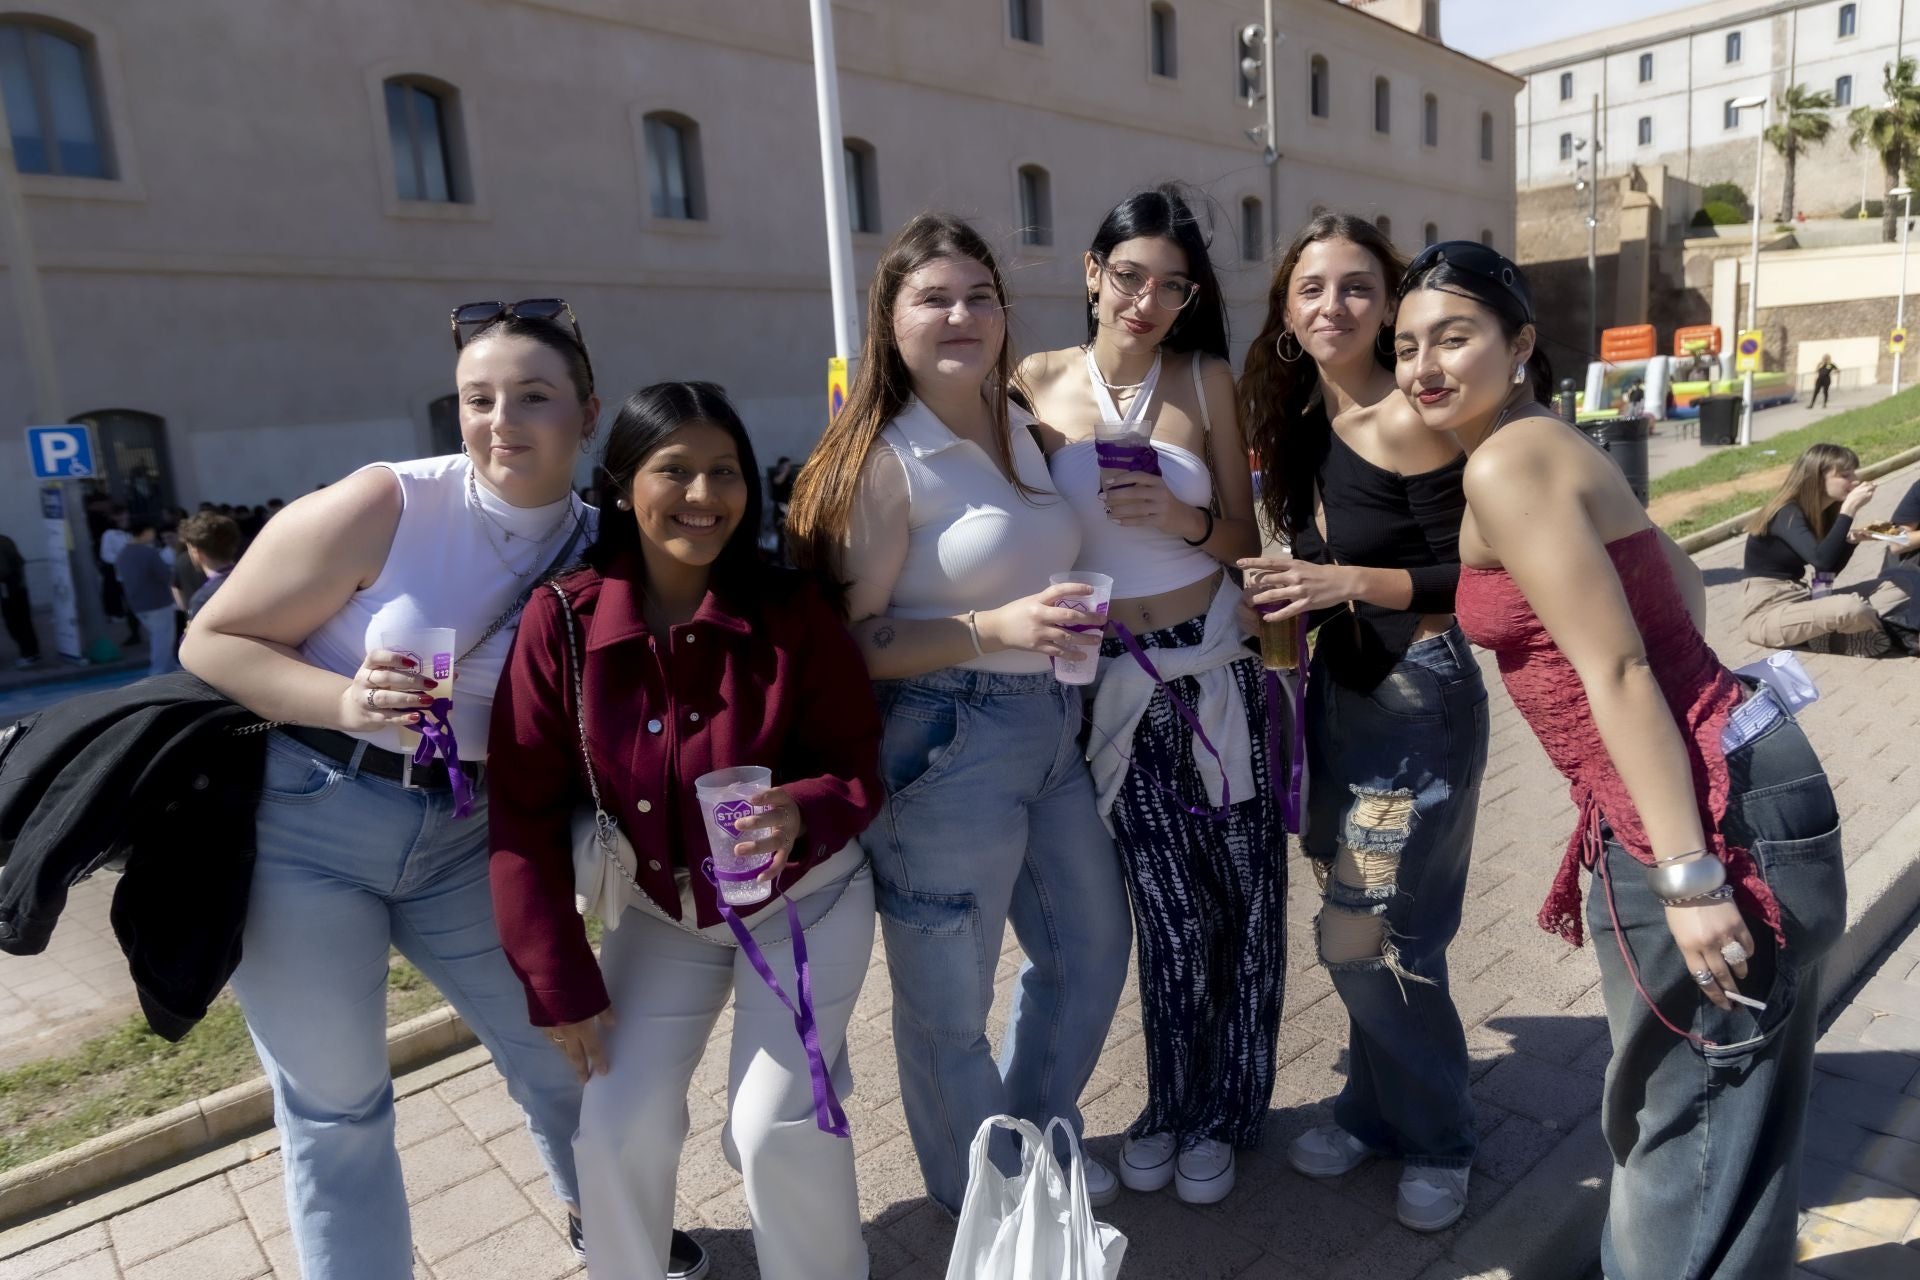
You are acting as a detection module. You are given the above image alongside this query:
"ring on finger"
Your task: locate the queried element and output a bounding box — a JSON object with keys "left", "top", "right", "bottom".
{"left": 1692, "top": 968, "right": 1717, "bottom": 986}
{"left": 365, "top": 686, "right": 377, "bottom": 710}
{"left": 1720, "top": 941, "right": 1750, "bottom": 966}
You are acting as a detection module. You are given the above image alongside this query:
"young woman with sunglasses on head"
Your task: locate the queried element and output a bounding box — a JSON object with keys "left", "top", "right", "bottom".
{"left": 1018, "top": 185, "right": 1267, "bottom": 1206}
{"left": 182, "top": 301, "right": 705, "bottom": 1280}
{"left": 1396, "top": 243, "right": 1845, "bottom": 1279}
{"left": 1235, "top": 214, "right": 1487, "bottom": 1232}
{"left": 787, "top": 212, "right": 1133, "bottom": 1215}
{"left": 488, "top": 382, "right": 882, "bottom": 1280}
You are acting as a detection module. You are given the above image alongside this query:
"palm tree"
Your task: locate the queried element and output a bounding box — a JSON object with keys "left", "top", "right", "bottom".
{"left": 1848, "top": 57, "right": 1920, "bottom": 242}
{"left": 1766, "top": 84, "right": 1834, "bottom": 221}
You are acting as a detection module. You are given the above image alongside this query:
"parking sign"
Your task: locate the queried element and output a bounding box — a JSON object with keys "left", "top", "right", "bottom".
{"left": 26, "top": 425, "right": 96, "bottom": 479}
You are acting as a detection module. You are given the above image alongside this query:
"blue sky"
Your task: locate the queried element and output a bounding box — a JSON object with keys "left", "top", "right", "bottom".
{"left": 1444, "top": 0, "right": 1691, "bottom": 59}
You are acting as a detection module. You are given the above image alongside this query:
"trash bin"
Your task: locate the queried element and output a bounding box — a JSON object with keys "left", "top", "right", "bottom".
{"left": 1698, "top": 394, "right": 1742, "bottom": 446}
{"left": 1579, "top": 416, "right": 1652, "bottom": 507}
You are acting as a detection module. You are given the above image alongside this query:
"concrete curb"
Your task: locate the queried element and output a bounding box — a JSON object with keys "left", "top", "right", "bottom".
{"left": 1433, "top": 794, "right": 1920, "bottom": 1280}
{"left": 1673, "top": 444, "right": 1920, "bottom": 554}
{"left": 0, "top": 1005, "right": 478, "bottom": 1230}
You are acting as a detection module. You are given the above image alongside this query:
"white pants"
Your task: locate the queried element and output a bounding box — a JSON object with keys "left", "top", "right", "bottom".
{"left": 576, "top": 865, "right": 875, "bottom": 1280}
{"left": 138, "top": 606, "right": 177, "bottom": 676}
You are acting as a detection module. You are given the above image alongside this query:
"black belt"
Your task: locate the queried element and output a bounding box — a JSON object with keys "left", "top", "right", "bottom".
{"left": 281, "top": 724, "right": 486, "bottom": 792}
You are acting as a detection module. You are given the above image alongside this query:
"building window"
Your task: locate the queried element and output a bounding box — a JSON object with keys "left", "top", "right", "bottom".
{"left": 1638, "top": 115, "right": 1653, "bottom": 146}
{"left": 1724, "top": 97, "right": 1739, "bottom": 130}
{"left": 1149, "top": 3, "right": 1176, "bottom": 78}
{"left": 1560, "top": 131, "right": 1573, "bottom": 160}
{"left": 1241, "top": 196, "right": 1263, "bottom": 261}
{"left": 1018, "top": 164, "right": 1051, "bottom": 246}
{"left": 643, "top": 112, "right": 704, "bottom": 220}
{"left": 1376, "top": 214, "right": 1393, "bottom": 240}
{"left": 384, "top": 77, "right": 465, "bottom": 203}
{"left": 1840, "top": 4, "right": 1857, "bottom": 38}
{"left": 1559, "top": 71, "right": 1573, "bottom": 101}
{"left": 1375, "top": 76, "right": 1391, "bottom": 133}
{"left": 1423, "top": 93, "right": 1438, "bottom": 146}
{"left": 1725, "top": 31, "right": 1742, "bottom": 63}
{"left": 1310, "top": 55, "right": 1329, "bottom": 118}
{"left": 0, "top": 19, "right": 112, "bottom": 177}
{"left": 1424, "top": 221, "right": 1438, "bottom": 245}
{"left": 1836, "top": 74, "right": 1854, "bottom": 107}
{"left": 1638, "top": 52, "right": 1654, "bottom": 83}
{"left": 1481, "top": 111, "right": 1494, "bottom": 161}
{"left": 1009, "top": 0, "right": 1041, "bottom": 45}
{"left": 1480, "top": 228, "right": 1495, "bottom": 247}
{"left": 843, "top": 138, "right": 877, "bottom": 234}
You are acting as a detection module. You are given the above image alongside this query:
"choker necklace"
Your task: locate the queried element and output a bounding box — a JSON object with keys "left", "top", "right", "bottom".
{"left": 1085, "top": 345, "right": 1156, "bottom": 393}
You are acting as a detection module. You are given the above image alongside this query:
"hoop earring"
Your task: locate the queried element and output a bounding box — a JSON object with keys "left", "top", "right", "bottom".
{"left": 1275, "top": 331, "right": 1304, "bottom": 363}
{"left": 1513, "top": 362, "right": 1528, "bottom": 385}
{"left": 579, "top": 437, "right": 591, "bottom": 454}
{"left": 459, "top": 442, "right": 468, "bottom": 456}
{"left": 1376, "top": 327, "right": 1394, "bottom": 357}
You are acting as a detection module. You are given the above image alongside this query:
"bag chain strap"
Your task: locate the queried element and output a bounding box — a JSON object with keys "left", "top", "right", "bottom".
{"left": 548, "top": 578, "right": 650, "bottom": 902}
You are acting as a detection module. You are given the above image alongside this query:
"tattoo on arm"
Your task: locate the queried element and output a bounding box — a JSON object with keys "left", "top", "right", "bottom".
{"left": 873, "top": 624, "right": 896, "bottom": 650}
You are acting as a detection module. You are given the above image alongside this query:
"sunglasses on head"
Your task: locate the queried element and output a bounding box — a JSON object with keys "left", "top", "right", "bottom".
{"left": 1399, "top": 242, "right": 1534, "bottom": 323}
{"left": 448, "top": 298, "right": 595, "bottom": 388}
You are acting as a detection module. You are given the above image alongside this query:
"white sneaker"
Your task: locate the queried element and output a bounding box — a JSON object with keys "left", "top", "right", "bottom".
{"left": 1173, "top": 1138, "right": 1236, "bottom": 1205}
{"left": 1287, "top": 1123, "right": 1376, "bottom": 1179}
{"left": 1118, "top": 1131, "right": 1177, "bottom": 1192}
{"left": 1081, "top": 1155, "right": 1120, "bottom": 1208}
{"left": 1397, "top": 1165, "right": 1469, "bottom": 1232}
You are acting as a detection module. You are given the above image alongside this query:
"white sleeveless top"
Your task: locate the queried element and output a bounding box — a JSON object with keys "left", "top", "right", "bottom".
{"left": 1047, "top": 351, "right": 1219, "bottom": 598}
{"left": 300, "top": 454, "right": 593, "bottom": 761}
{"left": 875, "top": 398, "right": 1080, "bottom": 674}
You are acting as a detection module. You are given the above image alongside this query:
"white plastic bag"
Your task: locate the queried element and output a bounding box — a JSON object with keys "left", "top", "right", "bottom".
{"left": 945, "top": 1116, "right": 1126, "bottom": 1280}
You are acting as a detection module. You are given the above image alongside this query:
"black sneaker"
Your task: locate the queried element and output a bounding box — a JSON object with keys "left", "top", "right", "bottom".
{"left": 565, "top": 1215, "right": 709, "bottom": 1279}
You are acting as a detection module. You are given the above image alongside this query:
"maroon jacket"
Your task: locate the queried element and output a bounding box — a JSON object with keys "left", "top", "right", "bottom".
{"left": 488, "top": 557, "right": 883, "bottom": 1026}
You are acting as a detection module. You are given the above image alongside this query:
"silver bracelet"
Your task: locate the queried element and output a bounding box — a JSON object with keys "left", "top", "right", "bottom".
{"left": 1646, "top": 854, "right": 1727, "bottom": 902}
{"left": 1664, "top": 883, "right": 1737, "bottom": 907}
{"left": 966, "top": 610, "right": 983, "bottom": 656}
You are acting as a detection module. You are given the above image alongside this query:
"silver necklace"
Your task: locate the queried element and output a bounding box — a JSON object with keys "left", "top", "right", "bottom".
{"left": 467, "top": 468, "right": 574, "bottom": 581}
{"left": 1085, "top": 345, "right": 1154, "bottom": 392}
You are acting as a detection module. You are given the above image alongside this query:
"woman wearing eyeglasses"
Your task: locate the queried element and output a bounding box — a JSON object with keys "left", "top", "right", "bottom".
{"left": 1235, "top": 215, "right": 1487, "bottom": 1233}
{"left": 182, "top": 300, "right": 706, "bottom": 1280}
{"left": 1018, "top": 184, "right": 1268, "bottom": 1206}
{"left": 1397, "top": 242, "right": 1843, "bottom": 1280}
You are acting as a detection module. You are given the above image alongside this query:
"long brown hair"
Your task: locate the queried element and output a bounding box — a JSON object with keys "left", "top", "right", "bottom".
{"left": 788, "top": 212, "right": 1036, "bottom": 599}
{"left": 1746, "top": 442, "right": 1859, "bottom": 538}
{"left": 1240, "top": 212, "right": 1407, "bottom": 540}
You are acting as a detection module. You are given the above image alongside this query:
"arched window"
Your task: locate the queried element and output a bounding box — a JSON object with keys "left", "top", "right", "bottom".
{"left": 384, "top": 76, "right": 467, "bottom": 202}
{"left": 643, "top": 111, "right": 704, "bottom": 220}
{"left": 69, "top": 410, "right": 173, "bottom": 516}
{"left": 1375, "top": 214, "right": 1392, "bottom": 240}
{"left": 1149, "top": 3, "right": 1177, "bottom": 78}
{"left": 1638, "top": 52, "right": 1654, "bottom": 83}
{"left": 1018, "top": 164, "right": 1052, "bottom": 246}
{"left": 1559, "top": 71, "right": 1573, "bottom": 101}
{"left": 1560, "top": 131, "right": 1573, "bottom": 160}
{"left": 1480, "top": 111, "right": 1495, "bottom": 161}
{"left": 843, "top": 137, "right": 878, "bottom": 234}
{"left": 1423, "top": 93, "right": 1439, "bottom": 147}
{"left": 1424, "top": 221, "right": 1439, "bottom": 245}
{"left": 1241, "top": 196, "right": 1264, "bottom": 261}
{"left": 0, "top": 18, "right": 111, "bottom": 177}
{"left": 1841, "top": 4, "right": 1858, "bottom": 38}
{"left": 1310, "top": 55, "right": 1329, "bottom": 119}
{"left": 1374, "top": 76, "right": 1391, "bottom": 133}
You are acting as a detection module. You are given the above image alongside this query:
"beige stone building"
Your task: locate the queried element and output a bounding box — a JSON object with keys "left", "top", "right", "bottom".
{"left": 0, "top": 0, "right": 1517, "bottom": 600}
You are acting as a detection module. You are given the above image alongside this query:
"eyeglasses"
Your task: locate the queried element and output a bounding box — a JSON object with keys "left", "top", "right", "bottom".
{"left": 449, "top": 298, "right": 595, "bottom": 388}
{"left": 1399, "top": 242, "right": 1534, "bottom": 323}
{"left": 1096, "top": 256, "right": 1200, "bottom": 311}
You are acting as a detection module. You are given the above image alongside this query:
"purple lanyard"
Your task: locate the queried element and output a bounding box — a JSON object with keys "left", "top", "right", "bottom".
{"left": 700, "top": 860, "right": 850, "bottom": 1138}
{"left": 411, "top": 698, "right": 476, "bottom": 819}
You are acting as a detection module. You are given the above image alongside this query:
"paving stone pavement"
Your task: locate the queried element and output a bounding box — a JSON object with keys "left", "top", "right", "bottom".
{"left": 0, "top": 464, "right": 1916, "bottom": 1279}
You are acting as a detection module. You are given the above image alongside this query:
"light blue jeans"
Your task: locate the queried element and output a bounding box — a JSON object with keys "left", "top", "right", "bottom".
{"left": 866, "top": 669, "right": 1133, "bottom": 1214}
{"left": 233, "top": 732, "right": 583, "bottom": 1280}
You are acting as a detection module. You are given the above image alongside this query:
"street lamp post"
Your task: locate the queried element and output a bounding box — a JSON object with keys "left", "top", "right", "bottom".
{"left": 807, "top": 0, "right": 860, "bottom": 362}
{"left": 1733, "top": 94, "right": 1768, "bottom": 446}
{"left": 1894, "top": 185, "right": 1914, "bottom": 393}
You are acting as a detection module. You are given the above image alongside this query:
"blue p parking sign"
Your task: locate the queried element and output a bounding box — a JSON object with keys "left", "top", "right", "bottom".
{"left": 26, "top": 426, "right": 96, "bottom": 479}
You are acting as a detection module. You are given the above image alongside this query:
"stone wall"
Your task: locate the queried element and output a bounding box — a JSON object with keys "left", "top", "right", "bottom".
{"left": 1756, "top": 296, "right": 1903, "bottom": 383}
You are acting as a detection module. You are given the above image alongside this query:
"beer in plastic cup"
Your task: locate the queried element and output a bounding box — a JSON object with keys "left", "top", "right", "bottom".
{"left": 379, "top": 627, "right": 455, "bottom": 750}
{"left": 1259, "top": 611, "right": 1300, "bottom": 671}
{"left": 1048, "top": 571, "right": 1113, "bottom": 686}
{"left": 695, "top": 765, "right": 776, "bottom": 906}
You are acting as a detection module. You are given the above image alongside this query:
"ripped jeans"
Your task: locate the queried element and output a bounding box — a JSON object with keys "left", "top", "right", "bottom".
{"left": 1303, "top": 626, "right": 1490, "bottom": 1170}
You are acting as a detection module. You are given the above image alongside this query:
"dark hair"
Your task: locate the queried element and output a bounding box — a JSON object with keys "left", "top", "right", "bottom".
{"left": 178, "top": 512, "right": 242, "bottom": 564}
{"left": 1399, "top": 245, "right": 1554, "bottom": 405}
{"left": 128, "top": 518, "right": 156, "bottom": 537}
{"left": 1084, "top": 183, "right": 1230, "bottom": 361}
{"left": 462, "top": 314, "right": 594, "bottom": 402}
{"left": 587, "top": 381, "right": 767, "bottom": 595}
{"left": 1241, "top": 211, "right": 1407, "bottom": 540}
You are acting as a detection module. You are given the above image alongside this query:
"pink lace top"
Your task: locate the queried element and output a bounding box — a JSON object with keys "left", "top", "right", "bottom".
{"left": 1455, "top": 528, "right": 1784, "bottom": 948}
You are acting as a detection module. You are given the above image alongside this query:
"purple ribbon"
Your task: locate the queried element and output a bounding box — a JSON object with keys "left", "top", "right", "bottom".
{"left": 700, "top": 860, "right": 850, "bottom": 1138}
{"left": 411, "top": 698, "right": 475, "bottom": 819}
{"left": 1094, "top": 441, "right": 1162, "bottom": 475}
{"left": 1265, "top": 657, "right": 1308, "bottom": 835}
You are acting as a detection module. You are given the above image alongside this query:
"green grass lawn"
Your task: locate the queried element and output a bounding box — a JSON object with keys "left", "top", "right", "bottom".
{"left": 0, "top": 956, "right": 446, "bottom": 1175}
{"left": 1652, "top": 384, "right": 1920, "bottom": 503}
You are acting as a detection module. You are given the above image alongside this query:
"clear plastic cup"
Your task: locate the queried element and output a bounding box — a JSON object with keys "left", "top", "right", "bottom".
{"left": 1048, "top": 571, "right": 1113, "bottom": 686}
{"left": 695, "top": 765, "right": 775, "bottom": 906}
{"left": 380, "top": 627, "right": 455, "bottom": 750}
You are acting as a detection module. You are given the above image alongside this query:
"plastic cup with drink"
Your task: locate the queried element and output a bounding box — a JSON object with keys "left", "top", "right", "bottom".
{"left": 1048, "top": 571, "right": 1112, "bottom": 686}
{"left": 379, "top": 627, "right": 455, "bottom": 747}
{"left": 696, "top": 765, "right": 777, "bottom": 906}
{"left": 1253, "top": 544, "right": 1301, "bottom": 672}
{"left": 1094, "top": 416, "right": 1161, "bottom": 509}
